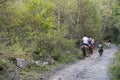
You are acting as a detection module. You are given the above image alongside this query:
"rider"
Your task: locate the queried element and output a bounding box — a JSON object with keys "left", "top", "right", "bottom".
{"left": 82, "top": 35, "right": 89, "bottom": 46}
{"left": 88, "top": 36, "right": 92, "bottom": 45}
{"left": 91, "top": 37, "right": 95, "bottom": 48}
{"left": 81, "top": 35, "right": 89, "bottom": 57}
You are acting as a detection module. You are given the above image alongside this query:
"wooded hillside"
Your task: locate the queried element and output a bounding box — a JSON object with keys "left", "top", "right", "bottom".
{"left": 0, "top": 0, "right": 119, "bottom": 59}
{"left": 0, "top": 0, "right": 120, "bottom": 79}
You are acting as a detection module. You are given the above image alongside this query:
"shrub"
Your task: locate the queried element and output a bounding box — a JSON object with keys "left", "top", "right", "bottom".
{"left": 109, "top": 51, "right": 120, "bottom": 80}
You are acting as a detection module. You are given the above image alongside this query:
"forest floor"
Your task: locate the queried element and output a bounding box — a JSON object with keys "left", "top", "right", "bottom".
{"left": 44, "top": 44, "right": 118, "bottom": 80}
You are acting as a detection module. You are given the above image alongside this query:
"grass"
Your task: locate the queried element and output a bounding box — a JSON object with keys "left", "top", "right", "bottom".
{"left": 109, "top": 51, "right": 120, "bottom": 80}
{"left": 0, "top": 48, "right": 82, "bottom": 80}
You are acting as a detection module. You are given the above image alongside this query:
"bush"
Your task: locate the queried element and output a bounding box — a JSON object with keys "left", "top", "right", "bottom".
{"left": 109, "top": 51, "right": 120, "bottom": 80}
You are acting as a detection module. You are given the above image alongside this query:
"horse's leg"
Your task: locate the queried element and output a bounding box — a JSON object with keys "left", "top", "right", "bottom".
{"left": 89, "top": 45, "right": 93, "bottom": 56}
{"left": 87, "top": 46, "right": 92, "bottom": 57}
{"left": 82, "top": 46, "right": 87, "bottom": 58}
{"left": 90, "top": 47, "right": 93, "bottom": 55}
{"left": 82, "top": 49, "right": 86, "bottom": 58}
{"left": 82, "top": 51, "right": 85, "bottom": 59}
{"left": 88, "top": 50, "right": 91, "bottom": 57}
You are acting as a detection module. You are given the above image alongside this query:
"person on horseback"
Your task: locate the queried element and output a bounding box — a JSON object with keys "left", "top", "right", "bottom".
{"left": 87, "top": 36, "right": 93, "bottom": 55}
{"left": 88, "top": 36, "right": 92, "bottom": 45}
{"left": 91, "top": 37, "right": 95, "bottom": 48}
{"left": 81, "top": 35, "right": 89, "bottom": 57}
{"left": 82, "top": 35, "right": 89, "bottom": 46}
{"left": 81, "top": 35, "right": 93, "bottom": 58}
{"left": 88, "top": 36, "right": 93, "bottom": 48}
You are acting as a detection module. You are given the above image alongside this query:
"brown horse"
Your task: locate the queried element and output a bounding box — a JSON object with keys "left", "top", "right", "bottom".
{"left": 81, "top": 44, "right": 93, "bottom": 59}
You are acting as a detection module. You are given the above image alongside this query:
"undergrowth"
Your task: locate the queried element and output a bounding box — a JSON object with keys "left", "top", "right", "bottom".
{"left": 109, "top": 51, "right": 120, "bottom": 80}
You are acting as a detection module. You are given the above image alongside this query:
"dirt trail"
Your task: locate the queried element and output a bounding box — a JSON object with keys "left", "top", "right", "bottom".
{"left": 46, "top": 44, "right": 118, "bottom": 80}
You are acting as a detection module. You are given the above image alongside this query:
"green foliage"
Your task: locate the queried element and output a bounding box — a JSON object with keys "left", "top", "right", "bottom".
{"left": 0, "top": 0, "right": 117, "bottom": 61}
{"left": 26, "top": 0, "right": 55, "bottom": 30}
{"left": 0, "top": 59, "right": 8, "bottom": 71}
{"left": 109, "top": 51, "right": 120, "bottom": 80}
{"left": 0, "top": 0, "right": 118, "bottom": 61}
{"left": 102, "top": 0, "right": 120, "bottom": 43}
{"left": 0, "top": 55, "right": 12, "bottom": 80}
{"left": 0, "top": 0, "right": 119, "bottom": 79}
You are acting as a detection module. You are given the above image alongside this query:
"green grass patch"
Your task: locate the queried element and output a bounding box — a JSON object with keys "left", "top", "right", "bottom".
{"left": 0, "top": 49, "right": 82, "bottom": 80}
{"left": 109, "top": 51, "right": 120, "bottom": 80}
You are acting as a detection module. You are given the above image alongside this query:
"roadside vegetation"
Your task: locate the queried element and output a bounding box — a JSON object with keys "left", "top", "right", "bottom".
{"left": 109, "top": 51, "right": 120, "bottom": 80}
{"left": 0, "top": 49, "right": 82, "bottom": 80}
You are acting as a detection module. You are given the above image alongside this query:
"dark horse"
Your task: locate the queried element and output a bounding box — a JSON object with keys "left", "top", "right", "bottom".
{"left": 81, "top": 44, "right": 93, "bottom": 59}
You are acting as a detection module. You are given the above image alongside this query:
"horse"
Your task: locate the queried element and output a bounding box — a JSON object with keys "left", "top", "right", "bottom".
{"left": 81, "top": 44, "right": 93, "bottom": 59}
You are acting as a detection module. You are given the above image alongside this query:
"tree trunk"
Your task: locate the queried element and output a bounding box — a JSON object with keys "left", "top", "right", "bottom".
{"left": 56, "top": 0, "right": 61, "bottom": 31}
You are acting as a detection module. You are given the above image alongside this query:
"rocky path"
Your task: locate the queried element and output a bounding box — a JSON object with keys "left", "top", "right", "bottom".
{"left": 46, "top": 44, "right": 118, "bottom": 80}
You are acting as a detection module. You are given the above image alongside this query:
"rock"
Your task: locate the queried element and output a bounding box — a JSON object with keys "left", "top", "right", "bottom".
{"left": 42, "top": 62, "right": 49, "bottom": 66}
{"left": 46, "top": 57, "right": 55, "bottom": 65}
{"left": 44, "top": 53, "right": 55, "bottom": 64}
{"left": 34, "top": 60, "right": 43, "bottom": 65}
{"left": 40, "top": 77, "right": 43, "bottom": 80}
{"left": 8, "top": 68, "right": 15, "bottom": 73}
{"left": 76, "top": 75, "right": 79, "bottom": 77}
{"left": 46, "top": 56, "right": 55, "bottom": 64}
{"left": 15, "top": 58, "right": 33, "bottom": 69}
{"left": 59, "top": 77, "right": 62, "bottom": 80}
{"left": 67, "top": 51, "right": 71, "bottom": 54}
